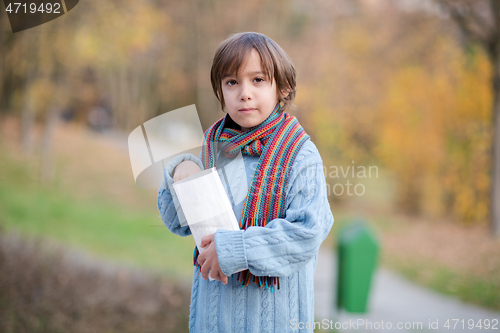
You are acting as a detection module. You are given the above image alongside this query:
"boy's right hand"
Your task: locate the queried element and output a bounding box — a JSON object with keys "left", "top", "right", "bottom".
{"left": 173, "top": 160, "right": 202, "bottom": 182}
{"left": 198, "top": 234, "right": 228, "bottom": 285}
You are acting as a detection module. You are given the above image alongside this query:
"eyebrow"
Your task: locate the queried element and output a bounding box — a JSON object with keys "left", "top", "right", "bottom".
{"left": 222, "top": 71, "right": 265, "bottom": 79}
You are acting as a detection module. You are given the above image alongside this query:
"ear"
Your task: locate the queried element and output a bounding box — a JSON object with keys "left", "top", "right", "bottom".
{"left": 280, "top": 88, "right": 289, "bottom": 100}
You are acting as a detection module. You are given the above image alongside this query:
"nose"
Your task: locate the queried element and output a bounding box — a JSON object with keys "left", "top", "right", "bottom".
{"left": 239, "top": 81, "right": 252, "bottom": 101}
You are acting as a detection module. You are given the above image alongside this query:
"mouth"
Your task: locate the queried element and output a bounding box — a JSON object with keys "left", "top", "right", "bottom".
{"left": 239, "top": 108, "right": 256, "bottom": 112}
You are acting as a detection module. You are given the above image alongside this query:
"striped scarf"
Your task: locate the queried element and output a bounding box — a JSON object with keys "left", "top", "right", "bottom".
{"left": 194, "top": 103, "right": 310, "bottom": 291}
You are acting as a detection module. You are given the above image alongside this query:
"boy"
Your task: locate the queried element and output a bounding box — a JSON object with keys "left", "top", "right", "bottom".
{"left": 158, "top": 32, "right": 334, "bottom": 332}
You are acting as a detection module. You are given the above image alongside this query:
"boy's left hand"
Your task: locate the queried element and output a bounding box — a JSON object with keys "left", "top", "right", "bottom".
{"left": 198, "top": 234, "right": 228, "bottom": 285}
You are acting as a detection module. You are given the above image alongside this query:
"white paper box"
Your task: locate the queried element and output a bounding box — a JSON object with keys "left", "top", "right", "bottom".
{"left": 172, "top": 167, "right": 240, "bottom": 280}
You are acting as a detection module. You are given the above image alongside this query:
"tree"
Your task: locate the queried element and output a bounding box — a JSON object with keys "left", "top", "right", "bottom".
{"left": 436, "top": 0, "right": 500, "bottom": 236}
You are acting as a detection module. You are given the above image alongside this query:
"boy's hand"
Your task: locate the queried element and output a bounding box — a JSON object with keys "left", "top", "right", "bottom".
{"left": 198, "top": 234, "right": 228, "bottom": 285}
{"left": 173, "top": 160, "right": 202, "bottom": 182}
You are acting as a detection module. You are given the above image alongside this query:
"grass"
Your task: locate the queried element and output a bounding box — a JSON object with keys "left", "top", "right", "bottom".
{"left": 387, "top": 255, "right": 500, "bottom": 311}
{"left": 0, "top": 145, "right": 196, "bottom": 280}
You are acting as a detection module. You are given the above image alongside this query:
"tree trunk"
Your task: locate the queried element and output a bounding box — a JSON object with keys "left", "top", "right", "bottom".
{"left": 21, "top": 70, "right": 36, "bottom": 156}
{"left": 491, "top": 55, "right": 500, "bottom": 236}
{"left": 20, "top": 35, "right": 39, "bottom": 156}
{"left": 190, "top": 0, "right": 223, "bottom": 130}
{"left": 39, "top": 106, "right": 59, "bottom": 184}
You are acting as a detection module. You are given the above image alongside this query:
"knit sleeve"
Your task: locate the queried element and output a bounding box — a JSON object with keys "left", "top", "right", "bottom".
{"left": 157, "top": 153, "right": 204, "bottom": 237}
{"left": 214, "top": 145, "right": 335, "bottom": 277}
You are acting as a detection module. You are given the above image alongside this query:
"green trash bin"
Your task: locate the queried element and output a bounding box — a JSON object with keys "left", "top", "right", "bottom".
{"left": 336, "top": 219, "right": 379, "bottom": 313}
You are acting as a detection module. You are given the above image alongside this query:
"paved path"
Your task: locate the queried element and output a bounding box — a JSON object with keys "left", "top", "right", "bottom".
{"left": 315, "top": 248, "right": 500, "bottom": 332}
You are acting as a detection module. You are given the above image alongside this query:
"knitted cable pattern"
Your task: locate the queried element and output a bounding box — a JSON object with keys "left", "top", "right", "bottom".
{"left": 233, "top": 278, "right": 246, "bottom": 333}
{"left": 194, "top": 102, "right": 310, "bottom": 291}
{"left": 260, "top": 285, "right": 273, "bottom": 332}
{"left": 207, "top": 280, "right": 220, "bottom": 332}
{"left": 288, "top": 274, "right": 299, "bottom": 332}
{"left": 189, "top": 267, "right": 200, "bottom": 332}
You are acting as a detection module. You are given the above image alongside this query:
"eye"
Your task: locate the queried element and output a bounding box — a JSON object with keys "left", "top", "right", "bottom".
{"left": 254, "top": 77, "right": 264, "bottom": 83}
{"left": 226, "top": 79, "right": 237, "bottom": 86}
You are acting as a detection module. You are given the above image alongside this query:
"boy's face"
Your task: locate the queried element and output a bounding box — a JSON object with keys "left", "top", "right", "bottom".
{"left": 221, "top": 49, "right": 280, "bottom": 132}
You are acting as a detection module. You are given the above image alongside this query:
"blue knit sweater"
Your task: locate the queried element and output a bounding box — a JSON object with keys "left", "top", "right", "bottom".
{"left": 157, "top": 139, "right": 334, "bottom": 333}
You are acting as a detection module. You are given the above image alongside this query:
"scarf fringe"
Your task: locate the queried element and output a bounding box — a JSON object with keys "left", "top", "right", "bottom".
{"left": 193, "top": 246, "right": 279, "bottom": 292}
{"left": 236, "top": 271, "right": 279, "bottom": 292}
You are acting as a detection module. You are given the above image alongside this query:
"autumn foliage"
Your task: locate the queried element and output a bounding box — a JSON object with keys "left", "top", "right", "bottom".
{"left": 0, "top": 0, "right": 494, "bottom": 225}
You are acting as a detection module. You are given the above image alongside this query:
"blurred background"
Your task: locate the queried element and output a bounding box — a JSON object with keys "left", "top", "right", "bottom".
{"left": 0, "top": 0, "right": 499, "bottom": 332}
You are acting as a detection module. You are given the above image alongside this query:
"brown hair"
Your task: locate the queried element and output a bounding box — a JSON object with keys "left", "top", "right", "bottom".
{"left": 210, "top": 32, "right": 296, "bottom": 112}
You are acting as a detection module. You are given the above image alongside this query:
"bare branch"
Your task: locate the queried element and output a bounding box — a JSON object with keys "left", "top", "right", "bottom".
{"left": 435, "top": 0, "right": 496, "bottom": 50}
